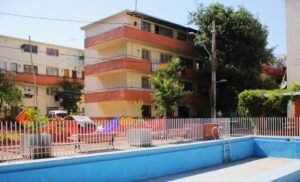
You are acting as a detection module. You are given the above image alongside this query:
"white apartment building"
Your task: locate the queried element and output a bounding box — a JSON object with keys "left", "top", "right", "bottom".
{"left": 0, "top": 35, "right": 85, "bottom": 115}
{"left": 286, "top": 0, "right": 300, "bottom": 116}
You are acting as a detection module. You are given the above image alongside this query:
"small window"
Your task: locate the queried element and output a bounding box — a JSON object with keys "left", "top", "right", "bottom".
{"left": 21, "top": 44, "right": 38, "bottom": 53}
{"left": 195, "top": 61, "right": 203, "bottom": 70}
{"left": 142, "top": 105, "right": 151, "bottom": 117}
{"left": 79, "top": 52, "right": 84, "bottom": 60}
{"left": 24, "top": 65, "right": 38, "bottom": 74}
{"left": 160, "top": 53, "right": 172, "bottom": 63}
{"left": 10, "top": 63, "right": 17, "bottom": 73}
{"left": 141, "top": 21, "right": 151, "bottom": 32}
{"left": 142, "top": 49, "right": 151, "bottom": 60}
{"left": 155, "top": 25, "right": 173, "bottom": 38}
{"left": 46, "top": 48, "right": 59, "bottom": 56}
{"left": 64, "top": 69, "right": 69, "bottom": 78}
{"left": 46, "top": 67, "right": 59, "bottom": 76}
{"left": 141, "top": 76, "right": 150, "bottom": 89}
{"left": 177, "top": 32, "right": 187, "bottom": 41}
{"left": 0, "top": 61, "right": 6, "bottom": 71}
{"left": 46, "top": 87, "right": 58, "bottom": 95}
{"left": 72, "top": 70, "right": 77, "bottom": 79}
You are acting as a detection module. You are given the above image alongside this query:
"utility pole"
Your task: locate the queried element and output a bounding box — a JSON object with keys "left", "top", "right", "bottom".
{"left": 28, "top": 36, "right": 38, "bottom": 108}
{"left": 135, "top": 0, "right": 138, "bottom": 11}
{"left": 211, "top": 20, "right": 217, "bottom": 118}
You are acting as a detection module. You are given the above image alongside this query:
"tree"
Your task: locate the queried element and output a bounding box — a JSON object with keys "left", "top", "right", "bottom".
{"left": 56, "top": 80, "right": 83, "bottom": 114}
{"left": 0, "top": 72, "right": 23, "bottom": 117}
{"left": 149, "top": 57, "right": 188, "bottom": 117}
{"left": 189, "top": 3, "right": 274, "bottom": 114}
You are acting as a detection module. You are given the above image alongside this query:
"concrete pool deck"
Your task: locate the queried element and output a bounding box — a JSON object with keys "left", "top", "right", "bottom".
{"left": 146, "top": 157, "right": 300, "bottom": 182}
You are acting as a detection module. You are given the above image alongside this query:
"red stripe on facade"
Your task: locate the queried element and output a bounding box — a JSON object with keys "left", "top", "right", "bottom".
{"left": 85, "top": 57, "right": 152, "bottom": 75}
{"left": 85, "top": 25, "right": 194, "bottom": 54}
{"left": 15, "top": 73, "right": 83, "bottom": 85}
{"left": 85, "top": 89, "right": 153, "bottom": 103}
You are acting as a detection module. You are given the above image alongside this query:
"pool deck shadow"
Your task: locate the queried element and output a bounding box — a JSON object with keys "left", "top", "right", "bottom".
{"left": 144, "top": 157, "right": 300, "bottom": 182}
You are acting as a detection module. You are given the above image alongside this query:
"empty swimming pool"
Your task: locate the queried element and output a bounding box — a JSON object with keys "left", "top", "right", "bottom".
{"left": 0, "top": 136, "right": 300, "bottom": 181}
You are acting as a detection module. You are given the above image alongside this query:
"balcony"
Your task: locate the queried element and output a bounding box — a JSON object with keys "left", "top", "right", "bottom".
{"left": 85, "top": 88, "right": 152, "bottom": 103}
{"left": 15, "top": 73, "right": 83, "bottom": 85}
{"left": 85, "top": 56, "right": 152, "bottom": 76}
{"left": 85, "top": 25, "right": 194, "bottom": 55}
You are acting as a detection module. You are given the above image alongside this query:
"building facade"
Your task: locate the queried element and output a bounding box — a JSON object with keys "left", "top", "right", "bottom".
{"left": 286, "top": 0, "right": 300, "bottom": 116}
{"left": 82, "top": 10, "right": 207, "bottom": 119}
{"left": 0, "top": 35, "right": 84, "bottom": 116}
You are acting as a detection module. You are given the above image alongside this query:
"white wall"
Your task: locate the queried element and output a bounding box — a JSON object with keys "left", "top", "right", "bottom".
{"left": 0, "top": 36, "right": 84, "bottom": 77}
{"left": 286, "top": 0, "right": 300, "bottom": 86}
{"left": 85, "top": 13, "right": 129, "bottom": 38}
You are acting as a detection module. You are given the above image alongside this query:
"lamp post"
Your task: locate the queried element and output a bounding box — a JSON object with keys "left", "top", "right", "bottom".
{"left": 189, "top": 20, "right": 217, "bottom": 118}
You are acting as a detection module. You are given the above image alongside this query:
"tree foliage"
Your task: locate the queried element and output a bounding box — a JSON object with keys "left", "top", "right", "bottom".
{"left": 0, "top": 72, "right": 23, "bottom": 117}
{"left": 149, "top": 57, "right": 188, "bottom": 117}
{"left": 56, "top": 80, "right": 83, "bottom": 114}
{"left": 189, "top": 3, "right": 274, "bottom": 113}
{"left": 238, "top": 85, "right": 300, "bottom": 117}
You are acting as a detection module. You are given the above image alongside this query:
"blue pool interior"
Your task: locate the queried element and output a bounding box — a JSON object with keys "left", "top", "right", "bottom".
{"left": 0, "top": 136, "right": 300, "bottom": 181}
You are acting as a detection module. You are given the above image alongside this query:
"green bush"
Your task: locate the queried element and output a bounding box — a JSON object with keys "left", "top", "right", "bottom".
{"left": 238, "top": 85, "right": 300, "bottom": 117}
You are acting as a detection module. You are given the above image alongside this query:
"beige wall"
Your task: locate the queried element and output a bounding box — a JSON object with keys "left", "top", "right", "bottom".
{"left": 85, "top": 101, "right": 139, "bottom": 118}
{"left": 85, "top": 71, "right": 149, "bottom": 92}
{"left": 21, "top": 84, "right": 62, "bottom": 115}
{"left": 286, "top": 0, "right": 300, "bottom": 86}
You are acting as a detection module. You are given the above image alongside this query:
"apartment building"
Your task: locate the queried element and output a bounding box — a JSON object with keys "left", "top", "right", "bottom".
{"left": 286, "top": 0, "right": 300, "bottom": 116}
{"left": 0, "top": 35, "right": 85, "bottom": 115}
{"left": 82, "top": 10, "right": 207, "bottom": 119}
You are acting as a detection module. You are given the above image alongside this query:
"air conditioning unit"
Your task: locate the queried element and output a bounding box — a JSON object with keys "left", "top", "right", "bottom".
{"left": 24, "top": 86, "right": 34, "bottom": 98}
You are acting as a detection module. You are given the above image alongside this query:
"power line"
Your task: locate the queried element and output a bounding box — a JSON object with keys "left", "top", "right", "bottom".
{"left": 0, "top": 44, "right": 102, "bottom": 60}
{"left": 0, "top": 11, "right": 137, "bottom": 25}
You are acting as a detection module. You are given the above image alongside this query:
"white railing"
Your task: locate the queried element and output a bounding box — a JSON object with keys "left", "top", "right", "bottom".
{"left": 0, "top": 117, "right": 299, "bottom": 162}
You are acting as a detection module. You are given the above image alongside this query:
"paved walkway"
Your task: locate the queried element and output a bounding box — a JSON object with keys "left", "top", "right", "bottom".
{"left": 145, "top": 157, "right": 300, "bottom": 182}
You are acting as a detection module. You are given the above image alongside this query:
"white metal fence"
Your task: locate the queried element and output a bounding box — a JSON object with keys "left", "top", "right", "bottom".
{"left": 0, "top": 117, "right": 299, "bottom": 162}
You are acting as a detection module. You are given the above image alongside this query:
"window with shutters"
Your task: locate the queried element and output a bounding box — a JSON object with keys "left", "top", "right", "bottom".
{"left": 142, "top": 49, "right": 151, "bottom": 60}
{"left": 46, "top": 48, "right": 59, "bottom": 56}
{"left": 24, "top": 65, "right": 38, "bottom": 74}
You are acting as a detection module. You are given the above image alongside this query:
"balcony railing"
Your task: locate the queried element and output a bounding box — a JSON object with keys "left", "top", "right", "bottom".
{"left": 85, "top": 25, "right": 194, "bottom": 54}
{"left": 86, "top": 86, "right": 152, "bottom": 93}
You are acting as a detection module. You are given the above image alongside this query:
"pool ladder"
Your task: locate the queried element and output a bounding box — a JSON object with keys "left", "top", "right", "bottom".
{"left": 223, "top": 140, "right": 232, "bottom": 163}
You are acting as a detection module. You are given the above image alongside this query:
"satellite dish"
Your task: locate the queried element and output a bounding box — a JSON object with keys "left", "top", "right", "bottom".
{"left": 280, "top": 81, "right": 287, "bottom": 89}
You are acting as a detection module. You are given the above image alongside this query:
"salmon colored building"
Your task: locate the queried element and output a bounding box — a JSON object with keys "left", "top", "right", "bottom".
{"left": 0, "top": 35, "right": 85, "bottom": 115}
{"left": 82, "top": 10, "right": 207, "bottom": 119}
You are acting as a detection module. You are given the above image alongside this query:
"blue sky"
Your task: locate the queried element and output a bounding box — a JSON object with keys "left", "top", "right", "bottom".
{"left": 0, "top": 0, "right": 286, "bottom": 55}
